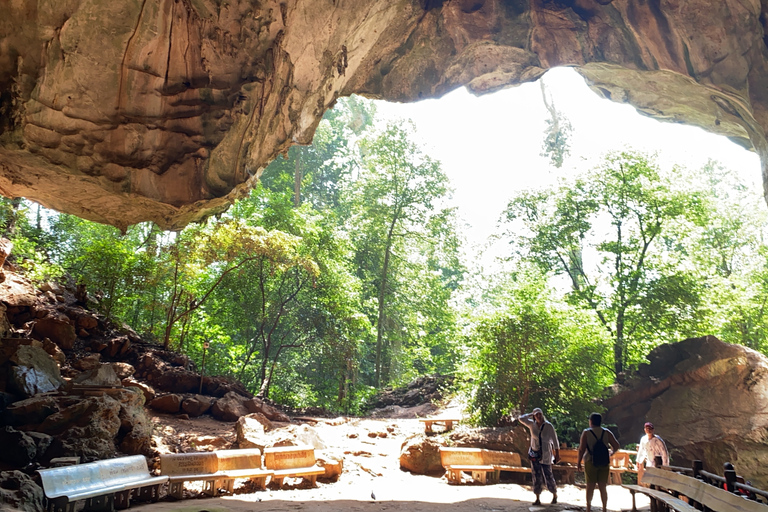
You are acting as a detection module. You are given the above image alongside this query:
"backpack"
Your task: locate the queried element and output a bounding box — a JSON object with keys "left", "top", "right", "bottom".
{"left": 589, "top": 429, "right": 610, "bottom": 467}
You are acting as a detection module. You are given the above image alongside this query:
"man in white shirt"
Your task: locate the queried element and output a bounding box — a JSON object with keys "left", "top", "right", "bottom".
{"left": 636, "top": 422, "right": 669, "bottom": 485}
{"left": 519, "top": 408, "right": 560, "bottom": 505}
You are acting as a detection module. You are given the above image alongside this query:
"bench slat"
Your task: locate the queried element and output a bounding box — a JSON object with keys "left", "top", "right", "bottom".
{"left": 643, "top": 468, "right": 767, "bottom": 512}
{"left": 623, "top": 484, "right": 699, "bottom": 512}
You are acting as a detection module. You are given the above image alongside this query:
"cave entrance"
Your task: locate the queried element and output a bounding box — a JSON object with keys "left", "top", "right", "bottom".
{"left": 374, "top": 67, "right": 762, "bottom": 254}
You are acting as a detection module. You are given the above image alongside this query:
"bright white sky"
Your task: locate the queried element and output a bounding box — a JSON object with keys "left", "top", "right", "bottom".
{"left": 375, "top": 67, "right": 763, "bottom": 252}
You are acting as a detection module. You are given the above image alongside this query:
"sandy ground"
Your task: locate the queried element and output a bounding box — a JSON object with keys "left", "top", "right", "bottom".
{"left": 131, "top": 414, "right": 651, "bottom": 512}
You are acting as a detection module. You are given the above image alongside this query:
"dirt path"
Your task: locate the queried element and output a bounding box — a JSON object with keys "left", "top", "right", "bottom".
{"left": 133, "top": 415, "right": 650, "bottom": 512}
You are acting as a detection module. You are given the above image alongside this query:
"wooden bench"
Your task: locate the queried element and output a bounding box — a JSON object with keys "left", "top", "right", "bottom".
{"left": 558, "top": 447, "right": 636, "bottom": 484}
{"left": 216, "top": 448, "right": 273, "bottom": 492}
{"left": 624, "top": 467, "right": 767, "bottom": 512}
{"left": 420, "top": 417, "right": 461, "bottom": 434}
{"left": 609, "top": 449, "right": 637, "bottom": 484}
{"left": 263, "top": 445, "right": 326, "bottom": 488}
{"left": 160, "top": 452, "right": 220, "bottom": 499}
{"left": 439, "top": 447, "right": 496, "bottom": 484}
{"left": 38, "top": 455, "right": 168, "bottom": 512}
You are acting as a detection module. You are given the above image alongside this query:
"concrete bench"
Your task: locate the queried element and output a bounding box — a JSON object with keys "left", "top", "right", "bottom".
{"left": 159, "top": 452, "right": 220, "bottom": 499}
{"left": 264, "top": 445, "right": 326, "bottom": 488}
{"left": 38, "top": 455, "right": 167, "bottom": 512}
{"left": 439, "top": 447, "right": 496, "bottom": 484}
{"left": 625, "top": 467, "right": 767, "bottom": 512}
{"left": 216, "top": 449, "right": 273, "bottom": 492}
{"left": 420, "top": 417, "right": 461, "bottom": 434}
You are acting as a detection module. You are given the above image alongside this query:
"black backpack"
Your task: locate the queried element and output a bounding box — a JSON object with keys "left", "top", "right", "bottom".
{"left": 589, "top": 429, "right": 610, "bottom": 467}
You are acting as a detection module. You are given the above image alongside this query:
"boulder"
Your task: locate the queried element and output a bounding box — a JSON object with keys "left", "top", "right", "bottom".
{"left": 399, "top": 434, "right": 445, "bottom": 475}
{"left": 181, "top": 395, "right": 214, "bottom": 417}
{"left": 211, "top": 392, "right": 249, "bottom": 422}
{"left": 111, "top": 362, "right": 135, "bottom": 379}
{"left": 121, "top": 377, "right": 155, "bottom": 402}
{"left": 114, "top": 388, "right": 152, "bottom": 456}
{"left": 151, "top": 367, "right": 200, "bottom": 394}
{"left": 38, "top": 396, "right": 122, "bottom": 460}
{"left": 7, "top": 345, "right": 64, "bottom": 397}
{"left": 41, "top": 338, "right": 66, "bottom": 366}
{"left": 0, "top": 470, "right": 44, "bottom": 512}
{"left": 604, "top": 336, "right": 768, "bottom": 487}
{"left": 235, "top": 413, "right": 272, "bottom": 449}
{"left": 149, "top": 394, "right": 182, "bottom": 414}
{"left": 32, "top": 312, "right": 76, "bottom": 350}
{"left": 73, "top": 353, "right": 101, "bottom": 371}
{"left": 72, "top": 364, "right": 121, "bottom": 387}
{"left": 4, "top": 395, "right": 58, "bottom": 426}
{"left": 245, "top": 397, "right": 291, "bottom": 423}
{"left": 0, "top": 426, "right": 37, "bottom": 466}
{"left": 448, "top": 425, "right": 528, "bottom": 456}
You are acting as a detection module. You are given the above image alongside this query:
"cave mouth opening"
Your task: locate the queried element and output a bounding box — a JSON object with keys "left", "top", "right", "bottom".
{"left": 363, "top": 66, "right": 762, "bottom": 250}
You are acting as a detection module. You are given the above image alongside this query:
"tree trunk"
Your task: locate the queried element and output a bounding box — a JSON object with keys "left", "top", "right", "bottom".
{"left": 375, "top": 213, "right": 398, "bottom": 388}
{"left": 294, "top": 149, "right": 302, "bottom": 207}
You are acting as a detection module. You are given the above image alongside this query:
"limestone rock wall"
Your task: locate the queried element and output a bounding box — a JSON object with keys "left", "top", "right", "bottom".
{"left": 1, "top": 1, "right": 768, "bottom": 228}
{"left": 604, "top": 335, "right": 768, "bottom": 487}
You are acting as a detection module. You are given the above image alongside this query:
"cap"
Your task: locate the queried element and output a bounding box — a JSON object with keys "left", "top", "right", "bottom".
{"left": 644, "top": 422, "right": 654, "bottom": 429}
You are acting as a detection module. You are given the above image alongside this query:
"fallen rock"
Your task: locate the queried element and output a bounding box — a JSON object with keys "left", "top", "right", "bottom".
{"left": 399, "top": 434, "right": 445, "bottom": 475}
{"left": 7, "top": 345, "right": 64, "bottom": 397}
{"left": 181, "top": 395, "right": 214, "bottom": 417}
{"left": 73, "top": 353, "right": 101, "bottom": 371}
{"left": 121, "top": 377, "right": 155, "bottom": 402}
{"left": 111, "top": 362, "right": 135, "bottom": 379}
{"left": 3, "top": 395, "right": 58, "bottom": 426}
{"left": 149, "top": 394, "right": 182, "bottom": 414}
{"left": 0, "top": 426, "right": 38, "bottom": 466}
{"left": 32, "top": 312, "right": 76, "bottom": 350}
{"left": 245, "top": 397, "right": 291, "bottom": 423}
{"left": 72, "top": 363, "right": 121, "bottom": 387}
{"left": 0, "top": 470, "right": 44, "bottom": 512}
{"left": 211, "top": 391, "right": 249, "bottom": 422}
{"left": 236, "top": 413, "right": 273, "bottom": 449}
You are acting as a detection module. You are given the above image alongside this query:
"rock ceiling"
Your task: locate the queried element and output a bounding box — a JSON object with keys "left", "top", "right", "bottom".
{"left": 1, "top": 0, "right": 767, "bottom": 230}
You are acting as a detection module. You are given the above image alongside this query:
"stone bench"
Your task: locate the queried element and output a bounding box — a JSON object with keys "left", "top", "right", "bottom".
{"left": 160, "top": 449, "right": 275, "bottom": 499}
{"left": 38, "top": 455, "right": 167, "bottom": 512}
{"left": 159, "top": 452, "right": 220, "bottom": 499}
{"left": 263, "top": 445, "right": 326, "bottom": 488}
{"left": 420, "top": 417, "right": 461, "bottom": 434}
{"left": 439, "top": 447, "right": 496, "bottom": 484}
{"left": 216, "top": 448, "right": 273, "bottom": 492}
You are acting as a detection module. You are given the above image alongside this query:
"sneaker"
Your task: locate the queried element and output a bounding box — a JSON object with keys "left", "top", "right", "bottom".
{"left": 551, "top": 495, "right": 558, "bottom": 504}
{"left": 533, "top": 498, "right": 542, "bottom": 506}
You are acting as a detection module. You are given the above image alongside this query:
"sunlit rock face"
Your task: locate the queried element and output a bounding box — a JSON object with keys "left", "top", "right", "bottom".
{"left": 0, "top": 0, "right": 766, "bottom": 229}
{"left": 604, "top": 336, "right": 768, "bottom": 487}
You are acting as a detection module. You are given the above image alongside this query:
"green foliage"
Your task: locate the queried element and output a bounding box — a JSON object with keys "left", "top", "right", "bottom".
{"left": 465, "top": 269, "right": 611, "bottom": 443}
{"left": 503, "top": 151, "right": 707, "bottom": 376}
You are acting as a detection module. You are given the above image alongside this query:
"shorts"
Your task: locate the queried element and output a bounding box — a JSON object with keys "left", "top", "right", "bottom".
{"left": 584, "top": 459, "right": 610, "bottom": 484}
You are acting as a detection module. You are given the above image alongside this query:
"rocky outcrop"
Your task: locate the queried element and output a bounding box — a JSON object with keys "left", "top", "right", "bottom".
{"left": 604, "top": 335, "right": 768, "bottom": 487}
{"left": 2, "top": 1, "right": 768, "bottom": 229}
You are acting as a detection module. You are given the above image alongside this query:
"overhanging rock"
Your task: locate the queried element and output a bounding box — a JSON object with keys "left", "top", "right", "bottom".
{"left": 1, "top": 1, "right": 767, "bottom": 229}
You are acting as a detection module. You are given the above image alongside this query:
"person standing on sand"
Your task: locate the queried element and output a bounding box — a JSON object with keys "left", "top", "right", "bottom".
{"left": 636, "top": 422, "right": 669, "bottom": 486}
{"left": 577, "top": 412, "right": 620, "bottom": 512}
{"left": 519, "top": 408, "right": 560, "bottom": 506}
